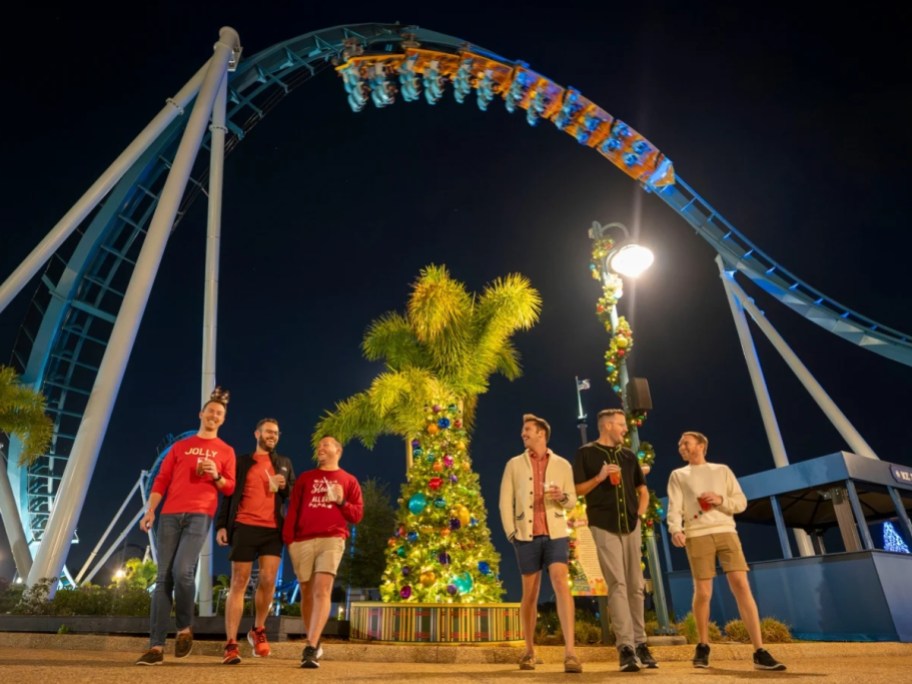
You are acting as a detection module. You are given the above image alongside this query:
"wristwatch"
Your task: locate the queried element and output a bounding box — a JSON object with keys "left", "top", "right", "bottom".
{"left": 213, "top": 473, "right": 223, "bottom": 483}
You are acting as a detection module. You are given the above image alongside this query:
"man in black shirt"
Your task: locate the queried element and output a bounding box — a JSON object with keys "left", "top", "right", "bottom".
{"left": 573, "top": 408, "right": 656, "bottom": 672}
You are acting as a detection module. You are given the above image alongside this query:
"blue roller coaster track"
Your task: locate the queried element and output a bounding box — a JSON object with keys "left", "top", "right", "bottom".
{"left": 5, "top": 22, "right": 911, "bottom": 561}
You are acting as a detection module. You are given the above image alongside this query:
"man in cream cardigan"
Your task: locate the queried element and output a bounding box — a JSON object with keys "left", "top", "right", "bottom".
{"left": 667, "top": 431, "right": 786, "bottom": 671}
{"left": 500, "top": 413, "right": 581, "bottom": 674}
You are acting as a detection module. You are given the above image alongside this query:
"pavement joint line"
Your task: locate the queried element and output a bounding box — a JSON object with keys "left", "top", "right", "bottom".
{"left": 0, "top": 632, "right": 909, "bottom": 663}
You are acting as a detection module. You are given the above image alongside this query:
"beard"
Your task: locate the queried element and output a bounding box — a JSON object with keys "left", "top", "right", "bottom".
{"left": 257, "top": 437, "right": 276, "bottom": 453}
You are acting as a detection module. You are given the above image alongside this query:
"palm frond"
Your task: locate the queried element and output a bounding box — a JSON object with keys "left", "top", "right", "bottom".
{"left": 362, "top": 313, "right": 428, "bottom": 369}
{"left": 0, "top": 365, "right": 54, "bottom": 466}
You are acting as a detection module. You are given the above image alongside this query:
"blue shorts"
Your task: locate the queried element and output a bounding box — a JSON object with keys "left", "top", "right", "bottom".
{"left": 512, "top": 535, "right": 569, "bottom": 575}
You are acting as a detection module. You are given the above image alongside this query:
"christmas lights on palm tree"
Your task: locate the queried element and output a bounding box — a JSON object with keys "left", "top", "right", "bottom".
{"left": 314, "top": 264, "right": 541, "bottom": 603}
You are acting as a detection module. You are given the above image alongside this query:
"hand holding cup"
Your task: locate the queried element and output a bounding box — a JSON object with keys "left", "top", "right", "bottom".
{"left": 544, "top": 481, "right": 562, "bottom": 501}
{"left": 607, "top": 463, "right": 621, "bottom": 486}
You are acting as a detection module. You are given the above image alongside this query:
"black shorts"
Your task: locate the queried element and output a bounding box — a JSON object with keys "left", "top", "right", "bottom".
{"left": 229, "top": 523, "right": 283, "bottom": 562}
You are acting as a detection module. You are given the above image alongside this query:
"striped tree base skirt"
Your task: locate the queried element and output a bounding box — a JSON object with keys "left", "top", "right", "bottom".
{"left": 349, "top": 602, "right": 523, "bottom": 643}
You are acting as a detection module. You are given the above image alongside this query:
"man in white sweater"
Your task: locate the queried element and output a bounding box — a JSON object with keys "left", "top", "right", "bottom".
{"left": 667, "top": 431, "right": 786, "bottom": 671}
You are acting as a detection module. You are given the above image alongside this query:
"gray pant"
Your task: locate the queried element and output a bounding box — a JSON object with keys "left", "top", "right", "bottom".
{"left": 591, "top": 524, "right": 645, "bottom": 650}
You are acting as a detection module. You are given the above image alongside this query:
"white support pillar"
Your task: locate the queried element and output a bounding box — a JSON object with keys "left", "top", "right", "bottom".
{"left": 0, "top": 62, "right": 210, "bottom": 315}
{"left": 196, "top": 68, "right": 229, "bottom": 617}
{"left": 723, "top": 263, "right": 879, "bottom": 460}
{"left": 27, "top": 28, "right": 242, "bottom": 589}
{"left": 716, "top": 257, "right": 790, "bottom": 468}
{"left": 717, "top": 257, "right": 815, "bottom": 556}
{"left": 0, "top": 443, "right": 32, "bottom": 578}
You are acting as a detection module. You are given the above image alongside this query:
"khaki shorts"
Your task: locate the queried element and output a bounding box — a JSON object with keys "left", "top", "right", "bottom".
{"left": 288, "top": 537, "right": 346, "bottom": 583}
{"left": 684, "top": 532, "right": 749, "bottom": 579}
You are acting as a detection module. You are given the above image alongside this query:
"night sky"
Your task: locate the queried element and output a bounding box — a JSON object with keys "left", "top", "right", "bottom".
{"left": 2, "top": 2, "right": 910, "bottom": 603}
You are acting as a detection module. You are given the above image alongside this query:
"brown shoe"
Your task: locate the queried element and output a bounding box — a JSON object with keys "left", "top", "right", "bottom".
{"left": 564, "top": 654, "right": 583, "bottom": 673}
{"left": 175, "top": 629, "right": 193, "bottom": 658}
{"left": 519, "top": 652, "right": 535, "bottom": 670}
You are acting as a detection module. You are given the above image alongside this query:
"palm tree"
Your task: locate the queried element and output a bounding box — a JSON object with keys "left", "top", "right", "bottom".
{"left": 313, "top": 264, "right": 541, "bottom": 603}
{"left": 0, "top": 365, "right": 53, "bottom": 466}
{"left": 315, "top": 264, "right": 541, "bottom": 450}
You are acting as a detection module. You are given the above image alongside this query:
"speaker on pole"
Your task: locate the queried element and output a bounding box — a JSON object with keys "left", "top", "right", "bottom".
{"left": 626, "top": 377, "right": 653, "bottom": 411}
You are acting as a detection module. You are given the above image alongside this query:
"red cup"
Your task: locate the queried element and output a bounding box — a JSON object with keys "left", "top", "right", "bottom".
{"left": 609, "top": 471, "right": 621, "bottom": 486}
{"left": 699, "top": 496, "right": 712, "bottom": 512}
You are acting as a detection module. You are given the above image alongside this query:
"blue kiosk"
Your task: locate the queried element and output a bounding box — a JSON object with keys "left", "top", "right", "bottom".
{"left": 660, "top": 452, "right": 912, "bottom": 641}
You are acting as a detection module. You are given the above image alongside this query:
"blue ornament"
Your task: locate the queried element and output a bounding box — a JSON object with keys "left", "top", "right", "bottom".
{"left": 438, "top": 552, "right": 451, "bottom": 565}
{"left": 408, "top": 493, "right": 427, "bottom": 515}
{"left": 470, "top": 517, "right": 478, "bottom": 527}
{"left": 437, "top": 417, "right": 451, "bottom": 429}
{"left": 449, "top": 518, "right": 461, "bottom": 531}
{"left": 478, "top": 561, "right": 491, "bottom": 575}
{"left": 413, "top": 447, "right": 423, "bottom": 457}
{"left": 407, "top": 531, "right": 419, "bottom": 543}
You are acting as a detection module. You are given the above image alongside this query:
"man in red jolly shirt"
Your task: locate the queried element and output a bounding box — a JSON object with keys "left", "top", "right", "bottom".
{"left": 283, "top": 435, "right": 363, "bottom": 669}
{"left": 135, "top": 387, "right": 237, "bottom": 666}
{"left": 216, "top": 417, "right": 295, "bottom": 664}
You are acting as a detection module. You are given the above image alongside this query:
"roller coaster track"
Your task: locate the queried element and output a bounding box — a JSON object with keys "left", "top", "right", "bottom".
{"left": 5, "top": 22, "right": 911, "bottom": 556}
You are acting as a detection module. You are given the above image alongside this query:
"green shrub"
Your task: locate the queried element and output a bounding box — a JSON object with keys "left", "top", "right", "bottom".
{"left": 574, "top": 620, "right": 603, "bottom": 645}
{"left": 0, "top": 583, "right": 26, "bottom": 614}
{"left": 675, "top": 611, "right": 722, "bottom": 644}
{"left": 760, "top": 617, "right": 792, "bottom": 643}
{"left": 724, "top": 617, "right": 792, "bottom": 643}
{"left": 6, "top": 578, "right": 150, "bottom": 617}
{"left": 723, "top": 618, "right": 750, "bottom": 642}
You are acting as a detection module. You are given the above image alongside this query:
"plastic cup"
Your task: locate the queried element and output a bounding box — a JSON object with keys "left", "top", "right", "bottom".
{"left": 196, "top": 457, "right": 207, "bottom": 476}
{"left": 609, "top": 471, "right": 621, "bottom": 486}
{"left": 268, "top": 474, "right": 280, "bottom": 493}
{"left": 699, "top": 496, "right": 713, "bottom": 512}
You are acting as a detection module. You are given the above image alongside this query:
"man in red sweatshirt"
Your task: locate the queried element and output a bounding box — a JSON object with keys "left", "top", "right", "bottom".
{"left": 283, "top": 435, "right": 363, "bottom": 669}
{"left": 135, "top": 387, "right": 237, "bottom": 666}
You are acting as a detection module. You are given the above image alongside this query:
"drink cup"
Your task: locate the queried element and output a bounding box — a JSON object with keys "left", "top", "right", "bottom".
{"left": 268, "top": 473, "right": 280, "bottom": 493}
{"left": 699, "top": 496, "right": 713, "bottom": 512}
{"left": 196, "top": 457, "right": 207, "bottom": 476}
{"left": 324, "top": 478, "right": 338, "bottom": 503}
{"left": 609, "top": 471, "right": 621, "bottom": 486}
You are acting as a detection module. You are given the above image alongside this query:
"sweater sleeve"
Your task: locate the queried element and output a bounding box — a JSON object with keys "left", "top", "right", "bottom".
{"left": 339, "top": 475, "right": 364, "bottom": 524}
{"left": 499, "top": 459, "right": 516, "bottom": 540}
{"left": 717, "top": 465, "right": 747, "bottom": 515}
{"left": 666, "top": 470, "right": 684, "bottom": 536}
{"left": 282, "top": 478, "right": 302, "bottom": 545}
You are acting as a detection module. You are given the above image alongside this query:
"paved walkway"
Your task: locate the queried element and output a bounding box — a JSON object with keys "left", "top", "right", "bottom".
{"left": 1, "top": 633, "right": 910, "bottom": 683}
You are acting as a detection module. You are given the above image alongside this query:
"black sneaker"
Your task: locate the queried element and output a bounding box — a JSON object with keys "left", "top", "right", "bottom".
{"left": 301, "top": 644, "right": 320, "bottom": 669}
{"left": 175, "top": 629, "right": 193, "bottom": 658}
{"left": 619, "top": 645, "right": 640, "bottom": 672}
{"left": 753, "top": 648, "right": 786, "bottom": 671}
{"left": 136, "top": 649, "right": 163, "bottom": 665}
{"left": 635, "top": 643, "right": 658, "bottom": 668}
{"left": 693, "top": 642, "right": 710, "bottom": 668}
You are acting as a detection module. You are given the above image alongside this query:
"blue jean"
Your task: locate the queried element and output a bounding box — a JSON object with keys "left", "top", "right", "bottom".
{"left": 149, "top": 513, "right": 211, "bottom": 647}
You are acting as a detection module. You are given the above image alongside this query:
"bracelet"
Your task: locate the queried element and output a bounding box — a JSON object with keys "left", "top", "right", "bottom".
{"left": 337, "top": 498, "right": 346, "bottom": 507}
{"left": 213, "top": 473, "right": 222, "bottom": 483}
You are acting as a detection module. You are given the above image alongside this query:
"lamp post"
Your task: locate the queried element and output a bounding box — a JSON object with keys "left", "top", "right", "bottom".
{"left": 588, "top": 221, "right": 674, "bottom": 635}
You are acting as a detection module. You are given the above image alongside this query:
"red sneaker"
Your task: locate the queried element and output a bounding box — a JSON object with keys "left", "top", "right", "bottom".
{"left": 247, "top": 626, "right": 270, "bottom": 658}
{"left": 223, "top": 640, "right": 241, "bottom": 665}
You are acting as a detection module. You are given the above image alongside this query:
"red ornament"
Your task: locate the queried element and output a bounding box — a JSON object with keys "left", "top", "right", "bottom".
{"left": 428, "top": 477, "right": 443, "bottom": 491}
